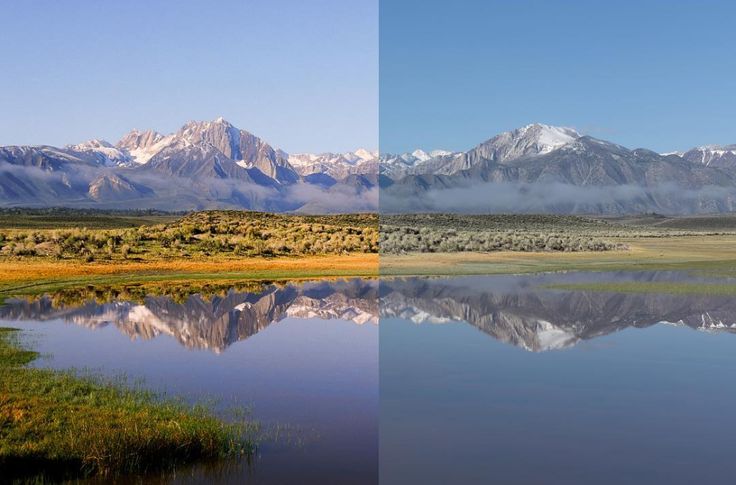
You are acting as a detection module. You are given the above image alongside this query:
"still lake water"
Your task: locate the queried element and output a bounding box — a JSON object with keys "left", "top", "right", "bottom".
{"left": 380, "top": 272, "right": 736, "bottom": 485}
{"left": 3, "top": 272, "right": 736, "bottom": 483}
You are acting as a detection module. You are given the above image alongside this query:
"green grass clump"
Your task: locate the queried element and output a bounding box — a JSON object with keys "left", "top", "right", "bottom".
{"left": 0, "top": 328, "right": 254, "bottom": 482}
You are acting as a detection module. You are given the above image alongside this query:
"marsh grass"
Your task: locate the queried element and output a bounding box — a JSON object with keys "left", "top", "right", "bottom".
{"left": 0, "top": 328, "right": 256, "bottom": 482}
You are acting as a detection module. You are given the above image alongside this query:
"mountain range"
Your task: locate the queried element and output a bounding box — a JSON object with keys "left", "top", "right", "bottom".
{"left": 381, "top": 123, "right": 736, "bottom": 214}
{"left": 0, "top": 117, "right": 378, "bottom": 212}
{"left": 4, "top": 120, "right": 736, "bottom": 214}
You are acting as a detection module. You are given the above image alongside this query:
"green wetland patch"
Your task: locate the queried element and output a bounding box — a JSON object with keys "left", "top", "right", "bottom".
{"left": 0, "top": 327, "right": 255, "bottom": 482}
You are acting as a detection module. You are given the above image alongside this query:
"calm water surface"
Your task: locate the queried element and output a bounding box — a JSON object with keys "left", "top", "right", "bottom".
{"left": 5, "top": 271, "right": 736, "bottom": 483}
{"left": 1, "top": 278, "right": 378, "bottom": 484}
{"left": 380, "top": 271, "right": 736, "bottom": 484}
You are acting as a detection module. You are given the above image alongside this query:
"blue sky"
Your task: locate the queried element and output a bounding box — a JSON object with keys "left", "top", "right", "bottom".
{"left": 0, "top": 0, "right": 377, "bottom": 153}
{"left": 380, "top": 0, "right": 736, "bottom": 154}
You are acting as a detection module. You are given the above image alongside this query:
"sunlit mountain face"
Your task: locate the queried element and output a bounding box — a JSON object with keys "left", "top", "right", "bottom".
{"left": 0, "top": 118, "right": 378, "bottom": 212}
{"left": 380, "top": 273, "right": 736, "bottom": 352}
{"left": 0, "top": 278, "right": 378, "bottom": 353}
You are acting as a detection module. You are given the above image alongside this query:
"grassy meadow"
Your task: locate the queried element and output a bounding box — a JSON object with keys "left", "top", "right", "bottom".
{"left": 0, "top": 210, "right": 378, "bottom": 261}
{"left": 0, "top": 207, "right": 181, "bottom": 229}
{"left": 380, "top": 213, "right": 736, "bottom": 278}
{"left": 0, "top": 209, "right": 379, "bottom": 296}
{"left": 3, "top": 209, "right": 736, "bottom": 290}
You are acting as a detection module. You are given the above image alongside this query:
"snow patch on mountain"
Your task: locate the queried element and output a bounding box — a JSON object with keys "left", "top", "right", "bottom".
{"left": 379, "top": 149, "right": 461, "bottom": 177}
{"left": 678, "top": 145, "right": 736, "bottom": 168}
{"left": 288, "top": 149, "right": 377, "bottom": 178}
{"left": 534, "top": 320, "right": 579, "bottom": 351}
{"left": 526, "top": 124, "right": 580, "bottom": 153}
{"left": 67, "top": 139, "right": 134, "bottom": 167}
{"left": 116, "top": 129, "right": 170, "bottom": 164}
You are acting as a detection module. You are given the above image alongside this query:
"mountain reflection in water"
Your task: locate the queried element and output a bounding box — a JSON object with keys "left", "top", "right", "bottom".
{"left": 380, "top": 272, "right": 736, "bottom": 352}
{"left": 0, "top": 278, "right": 378, "bottom": 353}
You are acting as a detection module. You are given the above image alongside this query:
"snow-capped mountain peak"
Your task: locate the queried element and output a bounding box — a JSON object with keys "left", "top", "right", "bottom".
{"left": 69, "top": 139, "right": 114, "bottom": 150}
{"left": 519, "top": 123, "right": 580, "bottom": 150}
{"left": 429, "top": 149, "right": 453, "bottom": 157}
{"left": 410, "top": 149, "right": 432, "bottom": 162}
{"left": 116, "top": 129, "right": 168, "bottom": 164}
{"left": 288, "top": 149, "right": 378, "bottom": 178}
{"left": 487, "top": 123, "right": 581, "bottom": 158}
{"left": 678, "top": 144, "right": 736, "bottom": 168}
{"left": 379, "top": 123, "right": 584, "bottom": 178}
{"left": 352, "top": 148, "right": 378, "bottom": 162}
{"left": 378, "top": 148, "right": 461, "bottom": 177}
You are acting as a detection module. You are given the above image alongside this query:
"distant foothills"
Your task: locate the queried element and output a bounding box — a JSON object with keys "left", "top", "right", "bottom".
{"left": 381, "top": 124, "right": 736, "bottom": 215}
{"left": 0, "top": 117, "right": 378, "bottom": 213}
{"left": 4, "top": 120, "right": 736, "bottom": 215}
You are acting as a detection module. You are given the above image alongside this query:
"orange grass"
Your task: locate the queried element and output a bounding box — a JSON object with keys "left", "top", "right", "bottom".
{"left": 0, "top": 254, "right": 378, "bottom": 284}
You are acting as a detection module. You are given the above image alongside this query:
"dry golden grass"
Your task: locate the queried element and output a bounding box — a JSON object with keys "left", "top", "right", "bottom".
{"left": 0, "top": 254, "right": 378, "bottom": 282}
{"left": 0, "top": 254, "right": 378, "bottom": 294}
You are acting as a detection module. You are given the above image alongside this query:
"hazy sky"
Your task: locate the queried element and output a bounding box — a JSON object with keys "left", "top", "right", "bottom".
{"left": 380, "top": 0, "right": 736, "bottom": 154}
{"left": 0, "top": 0, "right": 377, "bottom": 153}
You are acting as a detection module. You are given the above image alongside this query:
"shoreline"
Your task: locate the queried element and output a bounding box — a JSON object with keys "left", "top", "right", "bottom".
{"left": 0, "top": 254, "right": 378, "bottom": 297}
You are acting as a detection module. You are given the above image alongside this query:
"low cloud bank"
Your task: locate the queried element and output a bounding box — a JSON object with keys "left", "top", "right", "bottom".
{"left": 0, "top": 162, "right": 379, "bottom": 213}
{"left": 380, "top": 181, "right": 736, "bottom": 215}
{"left": 285, "top": 183, "right": 378, "bottom": 213}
